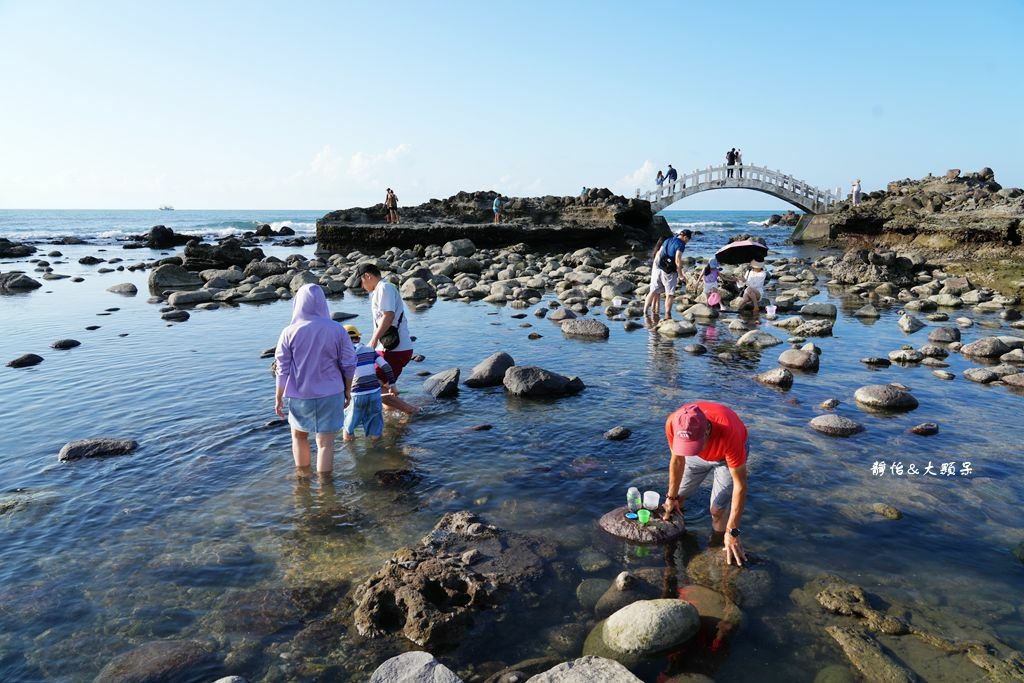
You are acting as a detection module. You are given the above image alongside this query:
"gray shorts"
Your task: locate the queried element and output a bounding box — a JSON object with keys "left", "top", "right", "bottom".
{"left": 678, "top": 449, "right": 746, "bottom": 511}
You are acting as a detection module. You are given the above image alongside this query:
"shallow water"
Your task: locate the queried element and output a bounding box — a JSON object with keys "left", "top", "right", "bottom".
{"left": 1, "top": 232, "right": 1023, "bottom": 682}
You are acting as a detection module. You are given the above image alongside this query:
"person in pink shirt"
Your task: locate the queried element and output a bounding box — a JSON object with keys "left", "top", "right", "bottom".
{"left": 274, "top": 284, "right": 356, "bottom": 474}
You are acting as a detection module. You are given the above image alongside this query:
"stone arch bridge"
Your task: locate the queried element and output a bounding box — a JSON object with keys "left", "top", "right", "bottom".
{"left": 640, "top": 164, "right": 839, "bottom": 214}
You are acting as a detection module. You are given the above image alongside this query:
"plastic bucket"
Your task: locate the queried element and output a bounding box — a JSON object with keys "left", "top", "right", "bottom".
{"left": 766, "top": 304, "right": 777, "bottom": 317}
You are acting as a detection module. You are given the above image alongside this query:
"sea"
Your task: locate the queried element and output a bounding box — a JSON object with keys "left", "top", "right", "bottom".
{"left": 1, "top": 208, "right": 1022, "bottom": 682}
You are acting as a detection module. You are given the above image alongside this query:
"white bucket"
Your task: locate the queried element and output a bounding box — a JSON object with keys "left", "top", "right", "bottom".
{"left": 643, "top": 491, "right": 661, "bottom": 510}
{"left": 766, "top": 304, "right": 777, "bottom": 318}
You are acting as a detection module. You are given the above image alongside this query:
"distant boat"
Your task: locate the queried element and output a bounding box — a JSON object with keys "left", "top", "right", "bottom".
{"left": 159, "top": 205, "right": 174, "bottom": 211}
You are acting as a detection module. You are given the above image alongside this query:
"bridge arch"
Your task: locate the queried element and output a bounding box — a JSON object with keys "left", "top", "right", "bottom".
{"left": 640, "top": 164, "right": 839, "bottom": 214}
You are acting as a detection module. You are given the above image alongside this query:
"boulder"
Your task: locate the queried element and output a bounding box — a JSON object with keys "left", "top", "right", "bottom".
{"left": 800, "top": 303, "right": 838, "bottom": 317}
{"left": 401, "top": 277, "right": 436, "bottom": 300}
{"left": 368, "top": 652, "right": 462, "bottom": 683}
{"left": 351, "top": 511, "right": 553, "bottom": 649}
{"left": 810, "top": 415, "right": 864, "bottom": 437}
{"left": 464, "top": 352, "right": 515, "bottom": 388}
{"left": 503, "top": 366, "right": 585, "bottom": 397}
{"left": 597, "top": 506, "right": 686, "bottom": 544}
{"left": 755, "top": 367, "right": 794, "bottom": 388}
{"left": 58, "top": 438, "right": 138, "bottom": 462}
{"left": 148, "top": 264, "right": 203, "bottom": 291}
{"left": 526, "top": 656, "right": 641, "bottom": 683}
{"left": 0, "top": 238, "right": 37, "bottom": 257}
{"left": 442, "top": 239, "right": 477, "bottom": 257}
{"left": 600, "top": 599, "right": 700, "bottom": 656}
{"left": 181, "top": 238, "right": 265, "bottom": 270}
{"left": 853, "top": 385, "right": 918, "bottom": 412}
{"left": 910, "top": 423, "right": 939, "bottom": 436}
{"left": 7, "top": 353, "right": 43, "bottom": 368}
{"left": 604, "top": 426, "right": 631, "bottom": 441}
{"left": 852, "top": 304, "right": 880, "bottom": 318}
{"left": 167, "top": 290, "right": 214, "bottom": 307}
{"left": 737, "top": 330, "right": 783, "bottom": 348}
{"left": 793, "top": 319, "right": 833, "bottom": 337}
{"left": 963, "top": 368, "right": 998, "bottom": 384}
{"left": 423, "top": 368, "right": 460, "bottom": 398}
{"left": 50, "top": 339, "right": 81, "bottom": 350}
{"left": 960, "top": 337, "right": 1011, "bottom": 358}
{"left": 0, "top": 272, "right": 42, "bottom": 291}
{"left": 92, "top": 640, "right": 217, "bottom": 683}
{"left": 561, "top": 318, "right": 610, "bottom": 340}
{"left": 888, "top": 348, "right": 923, "bottom": 363}
{"left": 778, "top": 347, "right": 819, "bottom": 371}
{"left": 106, "top": 282, "right": 138, "bottom": 296}
{"left": 897, "top": 314, "right": 925, "bottom": 333}
{"left": 656, "top": 319, "right": 697, "bottom": 337}
{"left": 685, "top": 550, "right": 776, "bottom": 608}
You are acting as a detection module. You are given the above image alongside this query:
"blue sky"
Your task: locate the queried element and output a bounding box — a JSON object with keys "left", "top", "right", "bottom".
{"left": 1, "top": 0, "right": 1021, "bottom": 210}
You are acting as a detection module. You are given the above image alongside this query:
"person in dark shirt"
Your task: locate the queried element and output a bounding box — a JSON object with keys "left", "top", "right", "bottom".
{"left": 666, "top": 165, "right": 678, "bottom": 184}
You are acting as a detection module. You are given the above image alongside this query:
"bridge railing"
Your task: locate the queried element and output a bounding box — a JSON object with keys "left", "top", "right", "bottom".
{"left": 637, "top": 164, "right": 839, "bottom": 213}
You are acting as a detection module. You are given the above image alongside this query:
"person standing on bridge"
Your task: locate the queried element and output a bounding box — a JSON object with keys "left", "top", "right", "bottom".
{"left": 656, "top": 170, "right": 665, "bottom": 186}
{"left": 726, "top": 149, "right": 737, "bottom": 178}
{"left": 736, "top": 149, "right": 743, "bottom": 178}
{"left": 666, "top": 165, "right": 678, "bottom": 187}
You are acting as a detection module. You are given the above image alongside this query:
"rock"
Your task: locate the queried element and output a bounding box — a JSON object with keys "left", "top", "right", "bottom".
{"left": 7, "top": 353, "right": 44, "bottom": 368}
{"left": 932, "top": 370, "right": 956, "bottom": 380}
{"left": 442, "top": 239, "right": 477, "bottom": 257}
{"left": 604, "top": 426, "right": 631, "bottom": 441}
{"left": 50, "top": 339, "right": 81, "bottom": 350}
{"left": 809, "top": 415, "right": 864, "bottom": 437}
{"left": 685, "top": 550, "right": 775, "bottom": 607}
{"left": 597, "top": 506, "right": 687, "bottom": 545}
{"left": 577, "top": 578, "right": 612, "bottom": 611}
{"left": 656, "top": 319, "right": 697, "bottom": 337}
{"left": 918, "top": 343, "right": 949, "bottom": 358}
{"left": 526, "top": 656, "right": 641, "bottom": 683}
{"left": 547, "top": 308, "right": 578, "bottom": 323}
{"left": 351, "top": 511, "right": 553, "bottom": 649}
{"left": 423, "top": 368, "right": 460, "bottom": 398}
{"left": 1003, "top": 373, "right": 1024, "bottom": 388}
{"left": 464, "top": 352, "right": 515, "bottom": 388}
{"left": 813, "top": 665, "right": 858, "bottom": 683}
{"left": 961, "top": 337, "right": 1011, "bottom": 358}
{"left": 852, "top": 304, "right": 880, "bottom": 318}
{"left": 368, "top": 651, "right": 463, "bottom": 683}
{"left": 92, "top": 639, "right": 217, "bottom": 683}
{"left": 148, "top": 264, "right": 204, "bottom": 291}
{"left": 888, "top": 348, "right": 923, "bottom": 363}
{"left": 853, "top": 385, "right": 918, "bottom": 412}
{"left": 599, "top": 599, "right": 700, "bottom": 656}
{"left": 793, "top": 319, "right": 833, "bottom": 337}
{"left": 897, "top": 314, "right": 925, "bottom": 333}
{"left": 778, "top": 348, "right": 819, "bottom": 371}
{"left": 106, "top": 282, "right": 138, "bottom": 295}
{"left": 561, "top": 318, "right": 610, "bottom": 340}
{"left": 161, "top": 309, "right": 191, "bottom": 322}
{"left": 58, "top": 438, "right": 138, "bottom": 462}
{"left": 964, "top": 368, "right": 998, "bottom": 383}
{"left": 401, "top": 277, "right": 436, "bottom": 300}
{"left": 871, "top": 503, "right": 903, "bottom": 520}
{"left": 800, "top": 303, "right": 838, "bottom": 317}
{"left": 825, "top": 626, "right": 914, "bottom": 683}
{"left": 0, "top": 272, "right": 42, "bottom": 291}
{"left": 1000, "top": 349, "right": 1024, "bottom": 363}
{"left": 167, "top": 289, "right": 214, "bottom": 306}
{"left": 910, "top": 422, "right": 939, "bottom": 436}
{"left": 0, "top": 238, "right": 37, "bottom": 258}
{"left": 683, "top": 343, "right": 707, "bottom": 355}
{"left": 820, "top": 398, "right": 840, "bottom": 409}
{"left": 503, "top": 366, "right": 585, "bottom": 397}
{"left": 860, "top": 357, "right": 891, "bottom": 367}
{"left": 737, "top": 329, "right": 783, "bottom": 348}
{"left": 181, "top": 237, "right": 264, "bottom": 270}
{"left": 755, "top": 367, "right": 794, "bottom": 388}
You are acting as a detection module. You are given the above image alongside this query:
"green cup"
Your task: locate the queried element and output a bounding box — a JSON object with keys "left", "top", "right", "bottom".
{"left": 637, "top": 508, "right": 651, "bottom": 525}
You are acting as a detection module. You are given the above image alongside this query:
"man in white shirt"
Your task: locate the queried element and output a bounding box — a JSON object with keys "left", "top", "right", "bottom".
{"left": 355, "top": 263, "right": 417, "bottom": 415}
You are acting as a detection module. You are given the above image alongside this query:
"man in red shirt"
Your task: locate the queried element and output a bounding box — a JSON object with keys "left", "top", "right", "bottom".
{"left": 662, "top": 401, "right": 748, "bottom": 566}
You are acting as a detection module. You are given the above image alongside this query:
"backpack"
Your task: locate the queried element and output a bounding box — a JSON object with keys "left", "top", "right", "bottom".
{"left": 657, "top": 247, "right": 676, "bottom": 274}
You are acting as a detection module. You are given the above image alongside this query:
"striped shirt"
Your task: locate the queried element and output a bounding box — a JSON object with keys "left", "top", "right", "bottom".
{"left": 351, "top": 341, "right": 396, "bottom": 395}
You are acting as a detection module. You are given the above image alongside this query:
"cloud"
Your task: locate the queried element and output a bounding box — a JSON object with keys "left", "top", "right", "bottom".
{"left": 309, "top": 143, "right": 411, "bottom": 188}
{"left": 617, "top": 160, "right": 657, "bottom": 194}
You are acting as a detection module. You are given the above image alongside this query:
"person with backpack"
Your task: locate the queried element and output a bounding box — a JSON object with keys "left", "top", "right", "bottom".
{"left": 646, "top": 229, "right": 692, "bottom": 320}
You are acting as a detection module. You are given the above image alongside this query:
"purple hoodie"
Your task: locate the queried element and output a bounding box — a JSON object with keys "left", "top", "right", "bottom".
{"left": 275, "top": 284, "right": 356, "bottom": 399}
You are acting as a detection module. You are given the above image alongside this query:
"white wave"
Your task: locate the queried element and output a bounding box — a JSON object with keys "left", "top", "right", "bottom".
{"left": 269, "top": 220, "right": 315, "bottom": 231}
{"left": 747, "top": 220, "right": 770, "bottom": 226}
{"left": 667, "top": 221, "right": 733, "bottom": 228}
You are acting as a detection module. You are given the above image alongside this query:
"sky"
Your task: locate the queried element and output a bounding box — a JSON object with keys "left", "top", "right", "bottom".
{"left": 1, "top": 0, "right": 1022, "bottom": 211}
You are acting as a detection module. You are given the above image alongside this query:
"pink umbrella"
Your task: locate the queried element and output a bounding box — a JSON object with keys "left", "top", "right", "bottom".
{"left": 714, "top": 239, "right": 768, "bottom": 266}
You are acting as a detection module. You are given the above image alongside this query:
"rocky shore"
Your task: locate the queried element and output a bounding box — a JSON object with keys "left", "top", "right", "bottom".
{"left": 316, "top": 189, "right": 667, "bottom": 252}
{"left": 799, "top": 168, "right": 1024, "bottom": 293}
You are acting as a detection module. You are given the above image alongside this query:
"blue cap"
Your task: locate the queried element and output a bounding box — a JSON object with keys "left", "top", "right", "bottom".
{"left": 708, "top": 257, "right": 719, "bottom": 269}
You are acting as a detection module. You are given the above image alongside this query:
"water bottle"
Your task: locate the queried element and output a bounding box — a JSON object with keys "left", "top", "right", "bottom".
{"left": 626, "top": 487, "right": 642, "bottom": 512}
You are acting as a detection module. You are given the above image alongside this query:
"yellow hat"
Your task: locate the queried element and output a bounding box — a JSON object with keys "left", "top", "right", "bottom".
{"left": 344, "top": 324, "right": 360, "bottom": 338}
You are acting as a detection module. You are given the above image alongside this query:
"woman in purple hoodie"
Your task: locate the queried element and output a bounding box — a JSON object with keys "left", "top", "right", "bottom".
{"left": 274, "top": 284, "right": 356, "bottom": 473}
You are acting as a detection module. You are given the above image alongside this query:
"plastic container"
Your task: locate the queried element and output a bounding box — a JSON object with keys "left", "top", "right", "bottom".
{"left": 626, "top": 487, "right": 642, "bottom": 512}
{"left": 637, "top": 508, "right": 651, "bottom": 524}
{"left": 765, "top": 304, "right": 777, "bottom": 318}
{"left": 643, "top": 491, "right": 660, "bottom": 510}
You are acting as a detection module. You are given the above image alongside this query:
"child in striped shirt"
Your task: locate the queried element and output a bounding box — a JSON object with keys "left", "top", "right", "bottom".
{"left": 342, "top": 325, "right": 396, "bottom": 441}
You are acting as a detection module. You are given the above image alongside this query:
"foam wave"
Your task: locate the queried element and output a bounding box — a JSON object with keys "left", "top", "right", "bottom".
{"left": 667, "top": 221, "right": 734, "bottom": 228}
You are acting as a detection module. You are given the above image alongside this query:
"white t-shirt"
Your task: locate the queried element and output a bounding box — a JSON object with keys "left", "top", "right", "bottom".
{"left": 370, "top": 280, "right": 413, "bottom": 352}
{"left": 745, "top": 269, "right": 767, "bottom": 292}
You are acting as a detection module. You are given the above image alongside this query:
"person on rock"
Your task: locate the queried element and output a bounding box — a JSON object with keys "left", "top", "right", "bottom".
{"left": 662, "top": 401, "right": 749, "bottom": 566}
{"left": 385, "top": 188, "right": 399, "bottom": 224}
{"left": 493, "top": 195, "right": 504, "bottom": 224}
{"left": 741, "top": 259, "right": 768, "bottom": 322}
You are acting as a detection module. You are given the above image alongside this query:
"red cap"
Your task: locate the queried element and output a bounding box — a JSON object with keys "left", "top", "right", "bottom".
{"left": 670, "top": 405, "right": 709, "bottom": 456}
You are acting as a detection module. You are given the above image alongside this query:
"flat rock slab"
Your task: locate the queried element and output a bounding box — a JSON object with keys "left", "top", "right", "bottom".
{"left": 598, "top": 506, "right": 686, "bottom": 545}
{"left": 93, "top": 639, "right": 218, "bottom": 683}
{"left": 854, "top": 385, "right": 918, "bottom": 412}
{"left": 810, "top": 415, "right": 864, "bottom": 436}
{"left": 58, "top": 438, "right": 138, "bottom": 462}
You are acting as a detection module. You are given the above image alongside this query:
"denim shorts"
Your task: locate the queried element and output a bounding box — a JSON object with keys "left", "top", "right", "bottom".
{"left": 286, "top": 393, "right": 345, "bottom": 434}
{"left": 344, "top": 390, "right": 384, "bottom": 437}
